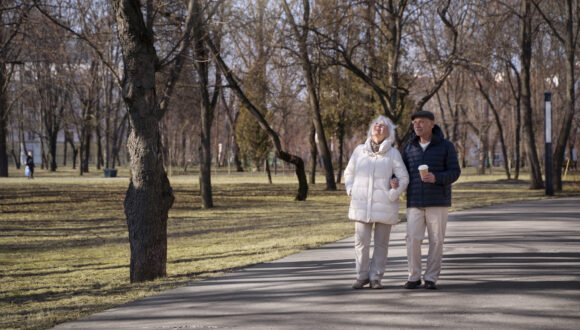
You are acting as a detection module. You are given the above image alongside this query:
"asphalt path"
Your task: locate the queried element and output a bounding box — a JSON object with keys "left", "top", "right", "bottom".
{"left": 53, "top": 197, "right": 580, "bottom": 329}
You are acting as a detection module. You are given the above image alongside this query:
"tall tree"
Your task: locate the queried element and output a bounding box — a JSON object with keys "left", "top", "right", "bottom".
{"left": 107, "top": 0, "right": 196, "bottom": 282}
{"left": 206, "top": 36, "right": 309, "bottom": 200}
{"left": 519, "top": 0, "right": 544, "bottom": 188}
{"left": 0, "top": 1, "right": 30, "bottom": 177}
{"left": 533, "top": 0, "right": 579, "bottom": 191}
{"left": 317, "top": 0, "right": 459, "bottom": 145}
{"left": 191, "top": 0, "right": 221, "bottom": 209}
{"left": 282, "top": 0, "right": 336, "bottom": 190}
{"left": 476, "top": 76, "right": 511, "bottom": 179}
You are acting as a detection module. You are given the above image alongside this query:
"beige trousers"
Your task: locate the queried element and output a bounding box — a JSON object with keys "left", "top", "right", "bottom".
{"left": 406, "top": 207, "right": 448, "bottom": 283}
{"left": 354, "top": 221, "right": 392, "bottom": 281}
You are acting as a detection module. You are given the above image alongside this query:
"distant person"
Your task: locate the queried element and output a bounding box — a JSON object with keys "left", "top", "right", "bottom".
{"left": 400, "top": 110, "right": 460, "bottom": 290}
{"left": 344, "top": 115, "right": 409, "bottom": 289}
{"left": 26, "top": 151, "right": 35, "bottom": 179}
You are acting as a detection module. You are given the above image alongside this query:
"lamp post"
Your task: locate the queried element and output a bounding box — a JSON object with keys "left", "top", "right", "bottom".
{"left": 544, "top": 91, "right": 553, "bottom": 196}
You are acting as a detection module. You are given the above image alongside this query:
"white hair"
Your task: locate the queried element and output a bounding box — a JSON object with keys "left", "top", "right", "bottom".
{"left": 366, "top": 115, "right": 396, "bottom": 146}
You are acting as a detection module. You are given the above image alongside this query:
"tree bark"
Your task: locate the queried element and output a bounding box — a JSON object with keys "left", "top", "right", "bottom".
{"left": 80, "top": 101, "right": 92, "bottom": 175}
{"left": 65, "top": 131, "right": 78, "bottom": 169}
{"left": 110, "top": 0, "right": 175, "bottom": 283}
{"left": 520, "top": 0, "right": 543, "bottom": 189}
{"left": 506, "top": 63, "right": 522, "bottom": 180}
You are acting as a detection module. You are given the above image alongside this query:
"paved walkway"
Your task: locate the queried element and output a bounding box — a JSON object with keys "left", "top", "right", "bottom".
{"left": 54, "top": 197, "right": 580, "bottom": 329}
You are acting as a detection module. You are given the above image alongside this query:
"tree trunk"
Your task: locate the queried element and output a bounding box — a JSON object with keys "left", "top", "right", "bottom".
{"left": 309, "top": 122, "right": 317, "bottom": 184}
{"left": 111, "top": 0, "right": 175, "bottom": 283}
{"left": 477, "top": 79, "right": 511, "bottom": 179}
{"left": 265, "top": 157, "right": 272, "bottom": 184}
{"left": 478, "top": 130, "right": 488, "bottom": 175}
{"left": 199, "top": 105, "right": 213, "bottom": 208}
{"left": 552, "top": 0, "right": 575, "bottom": 191}
{"left": 336, "top": 122, "right": 345, "bottom": 184}
{"left": 0, "top": 63, "right": 8, "bottom": 177}
{"left": 520, "top": 0, "right": 543, "bottom": 189}
{"left": 515, "top": 102, "right": 521, "bottom": 180}
{"left": 192, "top": 0, "right": 220, "bottom": 209}
{"left": 96, "top": 111, "right": 104, "bottom": 170}
{"left": 222, "top": 92, "right": 243, "bottom": 172}
{"left": 65, "top": 131, "right": 78, "bottom": 170}
{"left": 48, "top": 127, "right": 58, "bottom": 172}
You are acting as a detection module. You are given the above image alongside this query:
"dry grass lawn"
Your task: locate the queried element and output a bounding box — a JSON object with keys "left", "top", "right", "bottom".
{"left": 1, "top": 166, "right": 579, "bottom": 329}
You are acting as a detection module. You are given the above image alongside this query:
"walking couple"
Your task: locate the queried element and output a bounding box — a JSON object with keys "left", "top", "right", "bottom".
{"left": 344, "top": 110, "right": 461, "bottom": 290}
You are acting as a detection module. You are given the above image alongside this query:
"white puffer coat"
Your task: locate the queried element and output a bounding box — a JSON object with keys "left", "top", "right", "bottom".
{"left": 344, "top": 137, "right": 409, "bottom": 224}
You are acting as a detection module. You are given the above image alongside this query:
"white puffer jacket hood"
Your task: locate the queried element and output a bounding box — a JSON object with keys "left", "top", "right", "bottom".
{"left": 344, "top": 117, "right": 409, "bottom": 224}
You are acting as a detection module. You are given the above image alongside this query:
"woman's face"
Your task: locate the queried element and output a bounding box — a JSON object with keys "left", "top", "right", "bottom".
{"left": 371, "top": 121, "right": 389, "bottom": 142}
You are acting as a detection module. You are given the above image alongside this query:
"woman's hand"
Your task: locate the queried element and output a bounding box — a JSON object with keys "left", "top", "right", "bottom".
{"left": 390, "top": 178, "right": 399, "bottom": 189}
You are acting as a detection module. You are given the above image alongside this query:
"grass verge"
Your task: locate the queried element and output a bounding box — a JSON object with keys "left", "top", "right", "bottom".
{"left": 1, "top": 167, "right": 579, "bottom": 329}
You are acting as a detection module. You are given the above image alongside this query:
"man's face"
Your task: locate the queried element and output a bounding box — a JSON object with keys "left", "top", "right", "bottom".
{"left": 412, "top": 117, "right": 435, "bottom": 139}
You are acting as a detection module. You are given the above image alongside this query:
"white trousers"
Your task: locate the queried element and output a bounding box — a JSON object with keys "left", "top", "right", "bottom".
{"left": 406, "top": 207, "right": 448, "bottom": 283}
{"left": 354, "top": 221, "right": 392, "bottom": 281}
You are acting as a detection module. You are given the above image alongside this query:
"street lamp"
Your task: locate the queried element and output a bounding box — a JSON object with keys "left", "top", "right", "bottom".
{"left": 544, "top": 91, "right": 553, "bottom": 196}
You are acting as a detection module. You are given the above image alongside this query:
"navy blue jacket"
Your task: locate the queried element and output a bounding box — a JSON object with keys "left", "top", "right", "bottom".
{"left": 402, "top": 125, "right": 460, "bottom": 208}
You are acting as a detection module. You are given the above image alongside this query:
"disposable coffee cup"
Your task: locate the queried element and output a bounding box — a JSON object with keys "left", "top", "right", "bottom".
{"left": 418, "top": 165, "right": 429, "bottom": 180}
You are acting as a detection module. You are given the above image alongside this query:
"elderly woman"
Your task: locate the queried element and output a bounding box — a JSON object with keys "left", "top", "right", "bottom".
{"left": 344, "top": 115, "right": 409, "bottom": 289}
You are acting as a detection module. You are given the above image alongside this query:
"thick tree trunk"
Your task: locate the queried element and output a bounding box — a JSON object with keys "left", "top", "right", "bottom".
{"left": 111, "top": 0, "right": 175, "bottom": 283}
{"left": 520, "top": 0, "right": 543, "bottom": 189}
{"left": 124, "top": 118, "right": 173, "bottom": 282}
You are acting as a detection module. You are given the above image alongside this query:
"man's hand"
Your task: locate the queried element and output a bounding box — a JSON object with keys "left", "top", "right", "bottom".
{"left": 422, "top": 172, "right": 436, "bottom": 183}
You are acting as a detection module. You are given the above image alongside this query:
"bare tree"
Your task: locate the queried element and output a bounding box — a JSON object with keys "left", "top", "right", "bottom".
{"left": 476, "top": 76, "right": 511, "bottom": 179}
{"left": 206, "top": 35, "right": 309, "bottom": 200}
{"left": 109, "top": 0, "right": 196, "bottom": 282}
{"left": 0, "top": 1, "right": 31, "bottom": 177}
{"left": 532, "top": 0, "right": 579, "bottom": 191}
{"left": 519, "top": 0, "right": 544, "bottom": 188}
{"left": 282, "top": 0, "right": 336, "bottom": 190}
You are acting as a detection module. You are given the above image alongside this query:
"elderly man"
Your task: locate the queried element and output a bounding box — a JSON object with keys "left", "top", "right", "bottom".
{"left": 401, "top": 110, "right": 460, "bottom": 290}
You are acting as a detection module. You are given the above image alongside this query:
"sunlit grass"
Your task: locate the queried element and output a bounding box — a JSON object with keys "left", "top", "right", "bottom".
{"left": 1, "top": 165, "right": 579, "bottom": 329}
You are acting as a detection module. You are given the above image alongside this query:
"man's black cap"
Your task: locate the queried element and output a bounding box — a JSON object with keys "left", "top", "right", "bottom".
{"left": 411, "top": 110, "right": 435, "bottom": 121}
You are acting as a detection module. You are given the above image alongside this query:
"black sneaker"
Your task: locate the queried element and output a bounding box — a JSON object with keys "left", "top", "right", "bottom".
{"left": 403, "top": 280, "right": 422, "bottom": 289}
{"left": 424, "top": 280, "right": 437, "bottom": 290}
